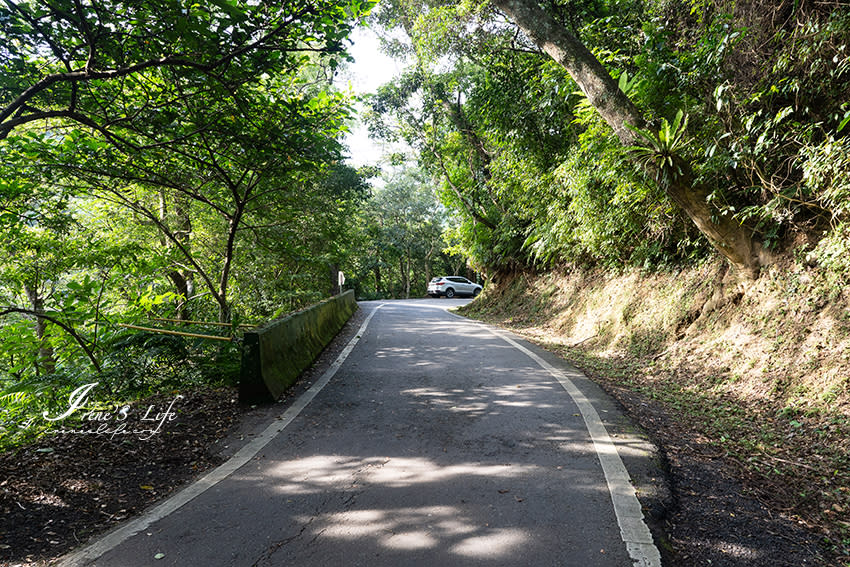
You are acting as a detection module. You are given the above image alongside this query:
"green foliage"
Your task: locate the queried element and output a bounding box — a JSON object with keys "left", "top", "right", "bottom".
{"left": 4, "top": 0, "right": 849, "bottom": 448}
{"left": 101, "top": 332, "right": 240, "bottom": 395}
{"left": 0, "top": 1, "right": 375, "bottom": 449}
{"left": 627, "top": 110, "right": 690, "bottom": 185}
{"left": 0, "top": 329, "right": 240, "bottom": 450}
{"left": 800, "top": 136, "right": 850, "bottom": 225}
{"left": 369, "top": 0, "right": 717, "bottom": 276}
{"left": 0, "top": 0, "right": 374, "bottom": 140}
{"left": 347, "top": 167, "right": 463, "bottom": 298}
{"left": 806, "top": 223, "right": 850, "bottom": 291}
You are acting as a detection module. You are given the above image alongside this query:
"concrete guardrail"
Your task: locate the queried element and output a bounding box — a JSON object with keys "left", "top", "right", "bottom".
{"left": 239, "top": 290, "right": 358, "bottom": 403}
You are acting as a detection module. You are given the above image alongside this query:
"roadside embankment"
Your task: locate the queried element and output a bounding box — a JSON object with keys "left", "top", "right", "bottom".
{"left": 459, "top": 260, "right": 850, "bottom": 560}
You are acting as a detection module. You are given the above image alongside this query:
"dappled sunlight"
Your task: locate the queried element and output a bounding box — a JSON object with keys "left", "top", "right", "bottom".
{"left": 384, "top": 530, "right": 439, "bottom": 550}
{"left": 686, "top": 537, "right": 766, "bottom": 562}
{"left": 258, "top": 455, "right": 541, "bottom": 494}
{"left": 400, "top": 383, "right": 560, "bottom": 416}
{"left": 308, "top": 505, "right": 459, "bottom": 541}
{"left": 400, "top": 388, "right": 457, "bottom": 398}
{"left": 375, "top": 311, "right": 502, "bottom": 340}
{"left": 222, "top": 299, "right": 659, "bottom": 564}
{"left": 374, "top": 346, "right": 417, "bottom": 359}
{"left": 241, "top": 450, "right": 618, "bottom": 562}
{"left": 400, "top": 386, "right": 491, "bottom": 416}
{"left": 299, "top": 505, "right": 530, "bottom": 559}
{"left": 378, "top": 299, "right": 475, "bottom": 313}
{"left": 534, "top": 422, "right": 591, "bottom": 447}
{"left": 367, "top": 458, "right": 531, "bottom": 487}
{"left": 247, "top": 455, "right": 380, "bottom": 494}
{"left": 450, "top": 529, "right": 528, "bottom": 558}
{"left": 370, "top": 341, "right": 513, "bottom": 363}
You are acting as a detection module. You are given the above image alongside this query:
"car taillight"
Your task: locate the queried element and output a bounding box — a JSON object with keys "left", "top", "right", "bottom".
{"left": 436, "top": 282, "right": 444, "bottom": 286}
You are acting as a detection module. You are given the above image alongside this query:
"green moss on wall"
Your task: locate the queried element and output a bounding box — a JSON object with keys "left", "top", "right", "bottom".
{"left": 239, "top": 290, "right": 357, "bottom": 403}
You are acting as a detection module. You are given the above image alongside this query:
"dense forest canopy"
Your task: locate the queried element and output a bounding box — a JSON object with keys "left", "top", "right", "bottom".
{"left": 369, "top": 0, "right": 850, "bottom": 278}
{"left": 1, "top": 0, "right": 849, "bottom": 446}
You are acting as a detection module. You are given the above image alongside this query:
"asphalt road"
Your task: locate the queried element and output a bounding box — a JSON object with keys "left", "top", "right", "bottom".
{"left": 61, "top": 299, "right": 664, "bottom": 567}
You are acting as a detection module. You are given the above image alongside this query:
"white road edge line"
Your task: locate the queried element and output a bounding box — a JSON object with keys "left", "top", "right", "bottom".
{"left": 56, "top": 304, "right": 384, "bottom": 567}
{"left": 449, "top": 311, "right": 662, "bottom": 567}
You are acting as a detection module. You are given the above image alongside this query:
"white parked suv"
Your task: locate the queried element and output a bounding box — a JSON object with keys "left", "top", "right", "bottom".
{"left": 427, "top": 276, "right": 482, "bottom": 298}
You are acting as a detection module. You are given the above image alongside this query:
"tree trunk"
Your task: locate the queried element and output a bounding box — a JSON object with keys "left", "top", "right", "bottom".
{"left": 398, "top": 256, "right": 406, "bottom": 299}
{"left": 217, "top": 301, "right": 232, "bottom": 326}
{"left": 492, "top": 0, "right": 762, "bottom": 277}
{"left": 329, "top": 262, "right": 341, "bottom": 297}
{"left": 168, "top": 270, "right": 190, "bottom": 320}
{"left": 162, "top": 191, "right": 195, "bottom": 318}
{"left": 425, "top": 247, "right": 432, "bottom": 286}
{"left": 440, "top": 97, "right": 506, "bottom": 214}
{"left": 185, "top": 272, "right": 195, "bottom": 308}
{"left": 23, "top": 283, "right": 56, "bottom": 375}
{"left": 666, "top": 173, "right": 761, "bottom": 278}
{"left": 374, "top": 263, "right": 383, "bottom": 296}
{"left": 218, "top": 212, "right": 243, "bottom": 324}
{"left": 405, "top": 250, "right": 411, "bottom": 299}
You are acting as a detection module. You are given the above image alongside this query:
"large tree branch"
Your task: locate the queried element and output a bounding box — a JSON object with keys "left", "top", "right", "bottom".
{"left": 439, "top": 94, "right": 507, "bottom": 215}
{"left": 93, "top": 187, "right": 225, "bottom": 308}
{"left": 491, "top": 0, "right": 764, "bottom": 276}
{"left": 428, "top": 143, "right": 497, "bottom": 230}
{"left": 49, "top": 161, "right": 234, "bottom": 219}
{"left": 0, "top": 307, "right": 101, "bottom": 372}
{"left": 1, "top": 56, "right": 209, "bottom": 129}
{"left": 491, "top": 0, "right": 645, "bottom": 146}
{"left": 0, "top": 4, "right": 323, "bottom": 139}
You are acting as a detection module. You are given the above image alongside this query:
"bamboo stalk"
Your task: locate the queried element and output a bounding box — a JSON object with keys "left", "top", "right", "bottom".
{"left": 118, "top": 323, "right": 233, "bottom": 341}
{"left": 151, "top": 317, "right": 258, "bottom": 328}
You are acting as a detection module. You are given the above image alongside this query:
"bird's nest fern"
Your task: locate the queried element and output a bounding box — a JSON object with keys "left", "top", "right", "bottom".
{"left": 626, "top": 110, "right": 689, "bottom": 187}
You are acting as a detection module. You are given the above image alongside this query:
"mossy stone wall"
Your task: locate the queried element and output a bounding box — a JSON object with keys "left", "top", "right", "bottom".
{"left": 239, "top": 290, "right": 357, "bottom": 403}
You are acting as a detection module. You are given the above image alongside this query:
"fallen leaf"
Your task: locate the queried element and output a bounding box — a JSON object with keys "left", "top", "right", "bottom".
{"left": 154, "top": 552, "right": 165, "bottom": 559}
{"left": 140, "top": 485, "right": 154, "bottom": 491}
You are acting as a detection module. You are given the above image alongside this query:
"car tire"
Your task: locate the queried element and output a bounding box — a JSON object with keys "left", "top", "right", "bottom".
{"left": 445, "top": 288, "right": 455, "bottom": 298}
{"left": 473, "top": 288, "right": 480, "bottom": 297}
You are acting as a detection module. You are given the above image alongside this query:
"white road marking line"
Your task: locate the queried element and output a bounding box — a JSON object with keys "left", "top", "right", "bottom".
{"left": 446, "top": 310, "right": 662, "bottom": 567}
{"left": 57, "top": 304, "right": 384, "bottom": 567}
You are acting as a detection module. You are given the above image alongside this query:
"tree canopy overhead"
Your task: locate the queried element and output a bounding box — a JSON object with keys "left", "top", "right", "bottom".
{"left": 0, "top": 0, "right": 369, "bottom": 142}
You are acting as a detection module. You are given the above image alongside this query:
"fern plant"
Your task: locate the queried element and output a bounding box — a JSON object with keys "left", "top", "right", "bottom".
{"left": 626, "top": 110, "right": 690, "bottom": 186}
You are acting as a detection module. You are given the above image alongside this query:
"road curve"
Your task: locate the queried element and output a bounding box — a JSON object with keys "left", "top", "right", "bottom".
{"left": 60, "top": 299, "right": 663, "bottom": 567}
